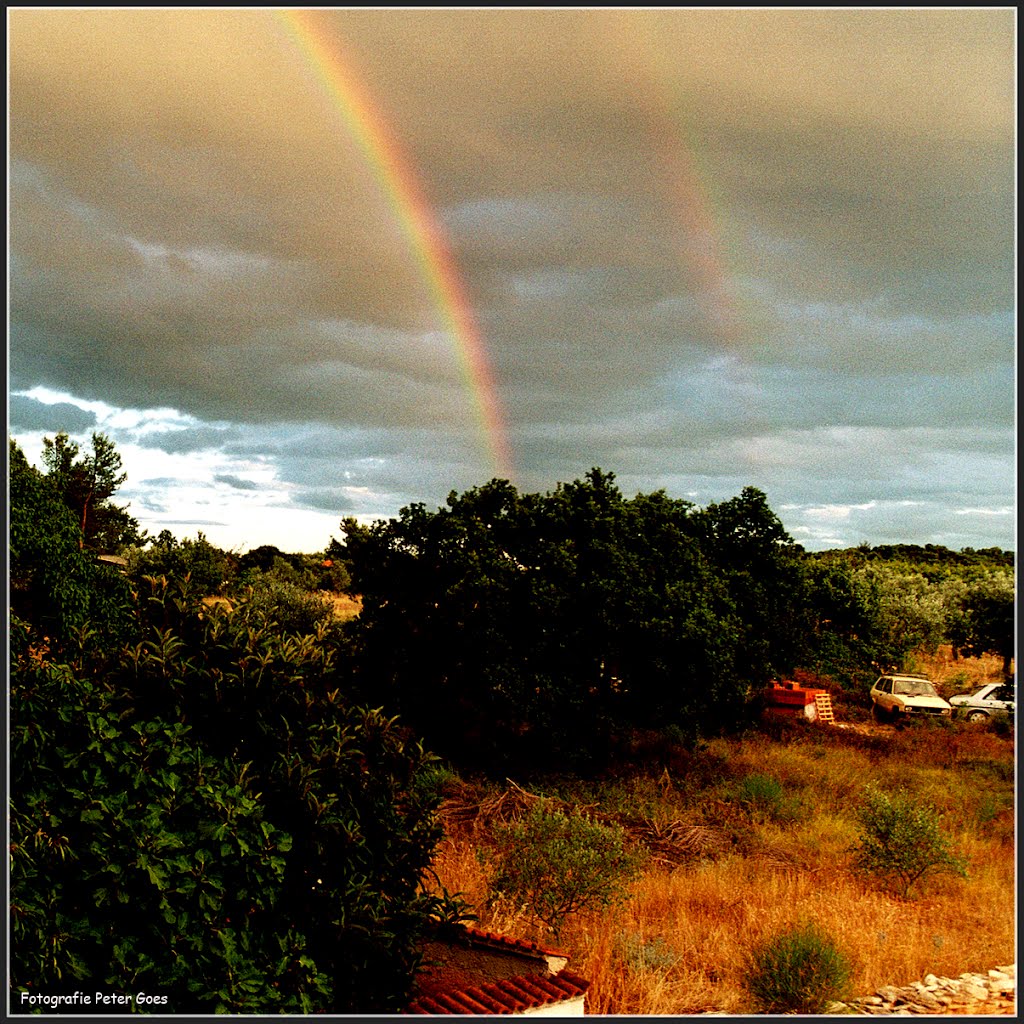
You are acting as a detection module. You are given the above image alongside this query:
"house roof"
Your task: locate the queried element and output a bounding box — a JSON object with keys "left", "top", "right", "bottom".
{"left": 407, "top": 969, "right": 590, "bottom": 1015}
{"left": 407, "top": 925, "right": 590, "bottom": 1015}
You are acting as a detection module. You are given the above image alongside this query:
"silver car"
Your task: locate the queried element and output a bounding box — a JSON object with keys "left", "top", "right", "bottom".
{"left": 948, "top": 683, "right": 1015, "bottom": 723}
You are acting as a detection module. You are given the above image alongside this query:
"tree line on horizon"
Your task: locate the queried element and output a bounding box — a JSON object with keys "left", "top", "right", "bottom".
{"left": 7, "top": 431, "right": 1016, "bottom": 1012}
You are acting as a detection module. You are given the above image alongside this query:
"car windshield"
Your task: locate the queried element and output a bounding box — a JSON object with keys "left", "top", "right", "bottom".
{"left": 893, "top": 680, "right": 938, "bottom": 697}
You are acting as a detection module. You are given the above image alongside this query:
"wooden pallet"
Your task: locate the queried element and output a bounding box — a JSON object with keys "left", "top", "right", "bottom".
{"left": 814, "top": 692, "right": 836, "bottom": 725}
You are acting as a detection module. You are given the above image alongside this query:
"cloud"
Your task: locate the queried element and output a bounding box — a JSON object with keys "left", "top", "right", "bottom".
{"left": 8, "top": 394, "right": 97, "bottom": 433}
{"left": 7, "top": 9, "right": 1014, "bottom": 553}
{"left": 214, "top": 474, "right": 261, "bottom": 492}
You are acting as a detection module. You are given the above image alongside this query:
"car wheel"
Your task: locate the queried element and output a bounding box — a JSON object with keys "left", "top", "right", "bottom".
{"left": 966, "top": 710, "right": 989, "bottom": 724}
{"left": 872, "top": 703, "right": 887, "bottom": 723}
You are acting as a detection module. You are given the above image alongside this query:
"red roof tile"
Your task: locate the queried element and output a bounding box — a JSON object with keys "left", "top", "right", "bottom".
{"left": 408, "top": 923, "right": 589, "bottom": 1015}
{"left": 459, "top": 926, "right": 566, "bottom": 960}
{"left": 408, "top": 970, "right": 590, "bottom": 1015}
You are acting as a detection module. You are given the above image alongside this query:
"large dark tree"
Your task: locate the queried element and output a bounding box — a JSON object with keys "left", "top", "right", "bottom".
{"left": 690, "top": 486, "right": 810, "bottom": 686}
{"left": 339, "top": 471, "right": 804, "bottom": 770}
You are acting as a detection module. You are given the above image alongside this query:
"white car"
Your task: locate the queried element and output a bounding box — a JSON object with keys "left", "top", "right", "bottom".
{"left": 948, "top": 683, "right": 1015, "bottom": 723}
{"left": 870, "top": 674, "right": 952, "bottom": 721}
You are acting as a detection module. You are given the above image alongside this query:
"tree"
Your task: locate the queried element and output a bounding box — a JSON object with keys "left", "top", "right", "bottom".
{"left": 483, "top": 802, "right": 645, "bottom": 936}
{"left": 690, "top": 486, "right": 809, "bottom": 688}
{"left": 800, "top": 559, "right": 883, "bottom": 686}
{"left": 9, "top": 439, "right": 134, "bottom": 653}
{"left": 852, "top": 788, "right": 968, "bottom": 899}
{"left": 339, "top": 472, "right": 802, "bottom": 771}
{"left": 129, "top": 530, "right": 233, "bottom": 595}
{"left": 9, "top": 575, "right": 462, "bottom": 1013}
{"left": 40, "top": 431, "right": 144, "bottom": 552}
{"left": 948, "top": 571, "right": 1015, "bottom": 678}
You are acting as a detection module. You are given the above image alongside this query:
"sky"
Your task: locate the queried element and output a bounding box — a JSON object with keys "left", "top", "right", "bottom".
{"left": 7, "top": 7, "right": 1017, "bottom": 554}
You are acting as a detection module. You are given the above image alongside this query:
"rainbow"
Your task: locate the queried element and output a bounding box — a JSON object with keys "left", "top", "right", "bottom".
{"left": 596, "top": 13, "right": 740, "bottom": 350}
{"left": 275, "top": 9, "right": 514, "bottom": 482}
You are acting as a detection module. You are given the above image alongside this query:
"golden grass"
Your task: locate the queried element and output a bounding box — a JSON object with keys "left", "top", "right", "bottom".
{"left": 326, "top": 592, "right": 362, "bottom": 621}
{"left": 201, "top": 591, "right": 362, "bottom": 621}
{"left": 426, "top": 721, "right": 1015, "bottom": 1015}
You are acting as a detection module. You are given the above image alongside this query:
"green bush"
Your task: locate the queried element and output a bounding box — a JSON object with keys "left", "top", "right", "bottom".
{"left": 730, "top": 773, "right": 805, "bottom": 824}
{"left": 10, "top": 575, "right": 461, "bottom": 1013}
{"left": 852, "top": 787, "right": 969, "bottom": 898}
{"left": 237, "top": 575, "right": 335, "bottom": 635}
{"left": 745, "top": 922, "right": 852, "bottom": 1014}
{"left": 482, "top": 802, "right": 645, "bottom": 935}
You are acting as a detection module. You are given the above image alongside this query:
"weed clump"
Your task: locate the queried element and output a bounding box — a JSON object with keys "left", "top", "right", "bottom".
{"left": 729, "top": 772, "right": 806, "bottom": 824}
{"left": 852, "top": 787, "right": 969, "bottom": 898}
{"left": 745, "top": 922, "right": 852, "bottom": 1014}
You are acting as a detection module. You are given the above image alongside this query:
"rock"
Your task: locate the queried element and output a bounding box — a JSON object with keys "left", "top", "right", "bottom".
{"left": 845, "top": 965, "right": 1015, "bottom": 1017}
{"left": 961, "top": 982, "right": 989, "bottom": 1001}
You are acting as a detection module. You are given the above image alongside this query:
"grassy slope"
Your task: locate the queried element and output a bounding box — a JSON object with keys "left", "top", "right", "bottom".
{"left": 426, "top": 669, "right": 1015, "bottom": 1014}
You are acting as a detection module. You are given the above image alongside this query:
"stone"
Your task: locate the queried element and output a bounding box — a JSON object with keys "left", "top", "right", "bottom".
{"left": 961, "top": 982, "right": 990, "bottom": 1001}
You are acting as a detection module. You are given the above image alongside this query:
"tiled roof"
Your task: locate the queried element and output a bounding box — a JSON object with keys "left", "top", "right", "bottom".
{"left": 407, "top": 968, "right": 590, "bottom": 1015}
{"left": 457, "top": 926, "right": 565, "bottom": 961}
{"left": 407, "top": 925, "right": 589, "bottom": 1015}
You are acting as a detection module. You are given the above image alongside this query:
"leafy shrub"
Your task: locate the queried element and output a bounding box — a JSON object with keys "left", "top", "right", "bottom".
{"left": 237, "top": 575, "right": 335, "bottom": 635}
{"left": 9, "top": 575, "right": 460, "bottom": 1013}
{"left": 852, "top": 787, "right": 969, "bottom": 898}
{"left": 129, "top": 530, "right": 232, "bottom": 595}
{"left": 482, "top": 802, "right": 645, "bottom": 935}
{"left": 745, "top": 922, "right": 852, "bottom": 1014}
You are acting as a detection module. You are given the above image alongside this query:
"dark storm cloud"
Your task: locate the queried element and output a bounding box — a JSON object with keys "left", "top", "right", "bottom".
{"left": 7, "top": 8, "right": 1015, "bottom": 551}
{"left": 8, "top": 394, "right": 97, "bottom": 434}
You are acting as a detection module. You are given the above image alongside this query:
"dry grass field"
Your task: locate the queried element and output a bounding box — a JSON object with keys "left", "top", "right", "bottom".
{"left": 425, "top": 694, "right": 1015, "bottom": 1015}
{"left": 326, "top": 592, "right": 363, "bottom": 621}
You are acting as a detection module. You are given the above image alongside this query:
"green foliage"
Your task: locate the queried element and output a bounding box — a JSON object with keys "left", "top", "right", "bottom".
{"left": 745, "top": 922, "right": 852, "bottom": 1014}
{"left": 9, "top": 439, "right": 136, "bottom": 652}
{"left": 481, "top": 802, "right": 646, "bottom": 935}
{"left": 39, "top": 430, "right": 144, "bottom": 551}
{"left": 852, "top": 788, "right": 969, "bottom": 898}
{"left": 9, "top": 576, "right": 461, "bottom": 1012}
{"left": 128, "top": 530, "right": 232, "bottom": 595}
{"left": 690, "top": 486, "right": 809, "bottom": 686}
{"left": 800, "top": 545, "right": 1016, "bottom": 685}
{"left": 341, "top": 472, "right": 805, "bottom": 770}
{"left": 947, "top": 570, "right": 1015, "bottom": 677}
{"left": 238, "top": 546, "right": 351, "bottom": 593}
{"left": 236, "top": 575, "right": 335, "bottom": 636}
{"left": 729, "top": 773, "right": 805, "bottom": 824}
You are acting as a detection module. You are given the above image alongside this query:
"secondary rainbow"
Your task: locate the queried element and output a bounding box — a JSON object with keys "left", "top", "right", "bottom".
{"left": 276, "top": 9, "right": 514, "bottom": 481}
